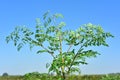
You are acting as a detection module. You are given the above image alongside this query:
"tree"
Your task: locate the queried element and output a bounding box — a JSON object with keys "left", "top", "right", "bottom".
{"left": 6, "top": 11, "right": 113, "bottom": 80}
{"left": 2, "top": 72, "right": 8, "bottom": 76}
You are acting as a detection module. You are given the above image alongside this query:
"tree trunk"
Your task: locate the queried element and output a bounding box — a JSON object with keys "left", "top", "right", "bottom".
{"left": 62, "top": 72, "right": 66, "bottom": 80}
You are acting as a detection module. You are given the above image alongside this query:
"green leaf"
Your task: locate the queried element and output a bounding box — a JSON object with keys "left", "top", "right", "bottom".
{"left": 54, "top": 13, "right": 64, "bottom": 18}
{"left": 79, "top": 61, "right": 88, "bottom": 65}
{"left": 46, "top": 63, "right": 50, "bottom": 68}
{"left": 81, "top": 50, "right": 100, "bottom": 58}
{"left": 37, "top": 50, "right": 47, "bottom": 54}
{"left": 6, "top": 36, "right": 10, "bottom": 43}
{"left": 17, "top": 43, "right": 23, "bottom": 51}
{"left": 70, "top": 67, "right": 80, "bottom": 73}
{"left": 44, "top": 21, "right": 48, "bottom": 27}
{"left": 80, "top": 38, "right": 84, "bottom": 43}
{"left": 106, "top": 32, "right": 114, "bottom": 37}
{"left": 58, "top": 22, "right": 66, "bottom": 29}
{"left": 47, "top": 17, "right": 52, "bottom": 24}
{"left": 103, "top": 43, "right": 109, "bottom": 47}
{"left": 43, "top": 11, "right": 49, "bottom": 20}
{"left": 36, "top": 18, "right": 41, "bottom": 27}
{"left": 30, "top": 43, "right": 34, "bottom": 50}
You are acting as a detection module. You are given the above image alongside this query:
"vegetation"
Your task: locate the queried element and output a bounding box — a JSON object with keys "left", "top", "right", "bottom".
{"left": 2, "top": 72, "right": 9, "bottom": 77}
{"left": 100, "top": 74, "right": 120, "bottom": 80}
{"left": 0, "top": 75, "right": 23, "bottom": 80}
{"left": 6, "top": 11, "right": 113, "bottom": 80}
{"left": 23, "top": 72, "right": 48, "bottom": 80}
{"left": 0, "top": 73, "right": 120, "bottom": 80}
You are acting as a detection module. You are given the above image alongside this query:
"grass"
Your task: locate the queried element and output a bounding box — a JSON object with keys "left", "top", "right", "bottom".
{"left": 0, "top": 73, "right": 120, "bottom": 80}
{"left": 0, "top": 75, "right": 103, "bottom": 80}
{"left": 0, "top": 76, "right": 23, "bottom": 80}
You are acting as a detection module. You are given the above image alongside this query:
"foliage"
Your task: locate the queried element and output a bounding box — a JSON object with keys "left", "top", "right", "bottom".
{"left": 2, "top": 72, "right": 8, "bottom": 76}
{"left": 6, "top": 11, "right": 113, "bottom": 80}
{"left": 1, "top": 74, "right": 120, "bottom": 80}
{"left": 100, "top": 74, "right": 120, "bottom": 80}
{"left": 23, "top": 72, "right": 61, "bottom": 80}
{"left": 0, "top": 76, "right": 23, "bottom": 80}
{"left": 23, "top": 72, "right": 41, "bottom": 80}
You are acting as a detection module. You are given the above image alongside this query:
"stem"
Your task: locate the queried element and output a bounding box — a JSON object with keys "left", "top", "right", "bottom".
{"left": 31, "top": 38, "right": 56, "bottom": 59}
{"left": 67, "top": 44, "right": 73, "bottom": 53}
{"left": 40, "top": 44, "right": 55, "bottom": 59}
{"left": 67, "top": 45, "right": 83, "bottom": 74}
{"left": 59, "top": 34, "right": 65, "bottom": 80}
{"left": 53, "top": 16, "right": 65, "bottom": 79}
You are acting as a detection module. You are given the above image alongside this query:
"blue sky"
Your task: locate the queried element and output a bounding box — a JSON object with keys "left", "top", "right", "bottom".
{"left": 0, "top": 0, "right": 120, "bottom": 75}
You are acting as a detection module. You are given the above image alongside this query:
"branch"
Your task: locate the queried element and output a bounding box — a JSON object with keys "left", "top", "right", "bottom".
{"left": 41, "top": 44, "right": 55, "bottom": 59}
{"left": 59, "top": 36, "right": 62, "bottom": 54}
{"left": 67, "top": 45, "right": 84, "bottom": 74}
{"left": 67, "top": 44, "right": 73, "bottom": 53}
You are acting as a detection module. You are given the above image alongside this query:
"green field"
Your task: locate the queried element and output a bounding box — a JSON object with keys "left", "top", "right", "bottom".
{"left": 0, "top": 73, "right": 120, "bottom": 80}
{"left": 0, "top": 76, "right": 23, "bottom": 80}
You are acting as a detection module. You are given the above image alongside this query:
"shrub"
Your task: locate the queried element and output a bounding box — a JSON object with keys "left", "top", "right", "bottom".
{"left": 100, "top": 74, "right": 120, "bottom": 80}
{"left": 23, "top": 72, "right": 42, "bottom": 80}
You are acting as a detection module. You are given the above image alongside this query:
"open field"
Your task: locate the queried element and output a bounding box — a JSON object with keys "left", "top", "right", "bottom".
{"left": 0, "top": 76, "right": 23, "bottom": 80}
{"left": 0, "top": 75, "right": 101, "bottom": 80}
{"left": 0, "top": 74, "right": 120, "bottom": 80}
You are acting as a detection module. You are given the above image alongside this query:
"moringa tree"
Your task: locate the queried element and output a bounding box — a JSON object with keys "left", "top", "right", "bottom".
{"left": 6, "top": 12, "right": 113, "bottom": 80}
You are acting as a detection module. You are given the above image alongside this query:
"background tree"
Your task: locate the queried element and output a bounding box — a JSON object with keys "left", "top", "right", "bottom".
{"left": 6, "top": 11, "right": 113, "bottom": 80}
{"left": 2, "top": 72, "right": 9, "bottom": 77}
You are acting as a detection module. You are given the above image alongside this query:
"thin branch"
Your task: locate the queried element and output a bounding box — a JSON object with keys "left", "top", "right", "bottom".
{"left": 40, "top": 44, "right": 55, "bottom": 59}
{"left": 59, "top": 36, "right": 62, "bottom": 54}
{"left": 32, "top": 40, "right": 55, "bottom": 59}
{"left": 67, "top": 45, "right": 84, "bottom": 74}
{"left": 32, "top": 40, "right": 55, "bottom": 58}
{"left": 67, "top": 44, "right": 73, "bottom": 53}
